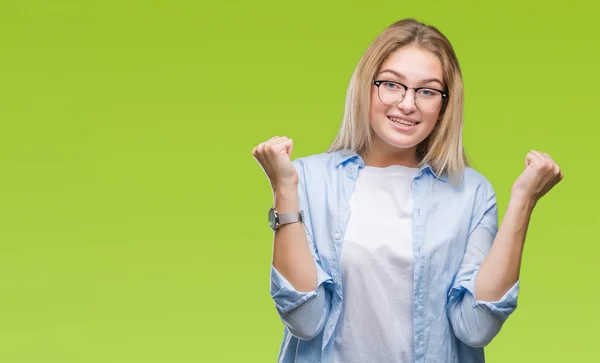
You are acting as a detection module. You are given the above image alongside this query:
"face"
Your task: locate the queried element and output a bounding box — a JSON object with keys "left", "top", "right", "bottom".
{"left": 369, "top": 46, "right": 445, "bottom": 159}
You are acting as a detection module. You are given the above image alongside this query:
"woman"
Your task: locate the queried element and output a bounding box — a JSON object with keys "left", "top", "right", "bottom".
{"left": 252, "top": 18, "right": 562, "bottom": 363}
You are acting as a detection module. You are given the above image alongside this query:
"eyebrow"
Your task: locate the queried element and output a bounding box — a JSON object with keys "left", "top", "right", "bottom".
{"left": 378, "top": 69, "right": 443, "bottom": 87}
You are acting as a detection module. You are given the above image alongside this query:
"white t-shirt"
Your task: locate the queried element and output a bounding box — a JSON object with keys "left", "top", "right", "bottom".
{"left": 333, "top": 164, "right": 419, "bottom": 363}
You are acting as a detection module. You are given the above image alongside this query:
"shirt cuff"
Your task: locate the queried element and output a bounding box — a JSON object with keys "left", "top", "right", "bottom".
{"left": 270, "top": 263, "right": 333, "bottom": 313}
{"left": 448, "top": 269, "right": 519, "bottom": 320}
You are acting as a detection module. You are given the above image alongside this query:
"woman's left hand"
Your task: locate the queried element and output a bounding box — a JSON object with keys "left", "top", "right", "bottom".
{"left": 511, "top": 150, "right": 563, "bottom": 203}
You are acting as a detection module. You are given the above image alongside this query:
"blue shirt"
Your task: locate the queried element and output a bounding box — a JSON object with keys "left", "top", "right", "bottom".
{"left": 270, "top": 149, "right": 519, "bottom": 363}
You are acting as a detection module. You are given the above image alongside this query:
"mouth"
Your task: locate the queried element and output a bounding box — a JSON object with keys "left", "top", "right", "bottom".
{"left": 387, "top": 116, "right": 421, "bottom": 127}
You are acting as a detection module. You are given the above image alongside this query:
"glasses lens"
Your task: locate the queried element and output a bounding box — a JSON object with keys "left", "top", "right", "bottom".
{"left": 378, "top": 81, "right": 405, "bottom": 105}
{"left": 415, "top": 89, "right": 443, "bottom": 112}
{"left": 377, "top": 81, "right": 446, "bottom": 112}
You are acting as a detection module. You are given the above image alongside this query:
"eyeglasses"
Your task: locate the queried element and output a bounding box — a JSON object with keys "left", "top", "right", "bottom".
{"left": 372, "top": 80, "right": 448, "bottom": 112}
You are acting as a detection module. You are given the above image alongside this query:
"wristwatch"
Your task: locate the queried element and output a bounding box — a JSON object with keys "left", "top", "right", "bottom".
{"left": 268, "top": 207, "right": 304, "bottom": 231}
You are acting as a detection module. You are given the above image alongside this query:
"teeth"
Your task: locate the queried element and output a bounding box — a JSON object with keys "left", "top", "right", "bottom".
{"left": 389, "top": 117, "right": 417, "bottom": 126}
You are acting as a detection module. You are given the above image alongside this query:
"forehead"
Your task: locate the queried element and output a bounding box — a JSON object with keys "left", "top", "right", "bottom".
{"left": 378, "top": 46, "right": 443, "bottom": 83}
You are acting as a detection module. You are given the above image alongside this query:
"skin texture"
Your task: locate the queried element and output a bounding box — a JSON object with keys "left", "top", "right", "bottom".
{"left": 363, "top": 46, "right": 444, "bottom": 168}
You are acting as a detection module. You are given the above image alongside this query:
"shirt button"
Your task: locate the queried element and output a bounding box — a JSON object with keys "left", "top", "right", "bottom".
{"left": 334, "top": 233, "right": 342, "bottom": 240}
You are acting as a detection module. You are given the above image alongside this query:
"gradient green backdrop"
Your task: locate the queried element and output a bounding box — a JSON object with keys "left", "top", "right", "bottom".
{"left": 0, "top": 0, "right": 597, "bottom": 362}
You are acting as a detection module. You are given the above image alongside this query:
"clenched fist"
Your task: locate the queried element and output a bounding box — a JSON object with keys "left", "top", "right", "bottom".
{"left": 252, "top": 136, "right": 298, "bottom": 191}
{"left": 511, "top": 150, "right": 563, "bottom": 203}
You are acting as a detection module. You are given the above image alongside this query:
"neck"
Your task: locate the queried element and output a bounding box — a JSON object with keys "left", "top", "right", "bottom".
{"left": 360, "top": 136, "right": 420, "bottom": 168}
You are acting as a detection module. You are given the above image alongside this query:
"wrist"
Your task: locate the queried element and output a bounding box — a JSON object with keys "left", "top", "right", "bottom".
{"left": 272, "top": 179, "right": 298, "bottom": 193}
{"left": 508, "top": 191, "right": 537, "bottom": 212}
{"left": 273, "top": 186, "right": 300, "bottom": 213}
{"left": 273, "top": 185, "right": 298, "bottom": 199}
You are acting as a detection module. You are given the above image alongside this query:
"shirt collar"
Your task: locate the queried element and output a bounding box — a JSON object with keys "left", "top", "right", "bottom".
{"left": 420, "top": 162, "right": 448, "bottom": 182}
{"left": 333, "top": 149, "right": 448, "bottom": 182}
{"left": 334, "top": 149, "right": 363, "bottom": 167}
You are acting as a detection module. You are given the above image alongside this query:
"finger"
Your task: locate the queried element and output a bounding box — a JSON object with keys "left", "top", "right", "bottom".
{"left": 541, "top": 153, "right": 558, "bottom": 175}
{"left": 269, "top": 137, "right": 291, "bottom": 151}
{"left": 268, "top": 137, "right": 294, "bottom": 157}
{"left": 539, "top": 152, "right": 552, "bottom": 163}
{"left": 542, "top": 153, "right": 561, "bottom": 171}
{"left": 263, "top": 136, "right": 282, "bottom": 147}
{"left": 535, "top": 151, "right": 556, "bottom": 172}
{"left": 531, "top": 150, "right": 546, "bottom": 160}
{"left": 256, "top": 142, "right": 267, "bottom": 155}
{"left": 537, "top": 152, "right": 554, "bottom": 171}
{"left": 266, "top": 137, "right": 288, "bottom": 149}
{"left": 530, "top": 150, "right": 549, "bottom": 167}
{"left": 266, "top": 139, "right": 288, "bottom": 155}
{"left": 280, "top": 138, "right": 293, "bottom": 157}
{"left": 541, "top": 152, "right": 561, "bottom": 175}
{"left": 525, "top": 150, "right": 540, "bottom": 166}
{"left": 270, "top": 136, "right": 289, "bottom": 144}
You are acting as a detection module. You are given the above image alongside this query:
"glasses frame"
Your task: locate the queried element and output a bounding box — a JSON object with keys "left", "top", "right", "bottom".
{"left": 372, "top": 79, "right": 449, "bottom": 111}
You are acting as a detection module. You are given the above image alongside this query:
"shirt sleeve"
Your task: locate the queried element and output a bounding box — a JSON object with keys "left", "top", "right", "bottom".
{"left": 270, "top": 248, "right": 333, "bottom": 340}
{"left": 446, "top": 179, "right": 520, "bottom": 347}
{"left": 270, "top": 233, "right": 333, "bottom": 313}
{"left": 269, "top": 158, "right": 334, "bottom": 340}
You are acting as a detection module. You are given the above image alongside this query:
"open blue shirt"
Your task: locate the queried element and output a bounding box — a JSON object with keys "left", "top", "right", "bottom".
{"left": 270, "top": 149, "right": 519, "bottom": 363}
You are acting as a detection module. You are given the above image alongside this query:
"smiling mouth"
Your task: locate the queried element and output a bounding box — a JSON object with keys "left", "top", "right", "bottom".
{"left": 388, "top": 116, "right": 420, "bottom": 127}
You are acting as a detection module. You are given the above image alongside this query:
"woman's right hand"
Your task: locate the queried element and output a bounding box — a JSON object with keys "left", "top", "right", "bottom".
{"left": 252, "top": 136, "right": 299, "bottom": 191}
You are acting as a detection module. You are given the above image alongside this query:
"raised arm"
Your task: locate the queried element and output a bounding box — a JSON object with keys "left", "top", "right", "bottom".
{"left": 252, "top": 136, "right": 333, "bottom": 339}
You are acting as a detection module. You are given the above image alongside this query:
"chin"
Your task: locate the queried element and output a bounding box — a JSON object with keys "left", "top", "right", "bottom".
{"left": 380, "top": 135, "right": 422, "bottom": 151}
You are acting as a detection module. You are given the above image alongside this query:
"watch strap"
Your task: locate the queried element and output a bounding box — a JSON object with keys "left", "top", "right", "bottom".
{"left": 278, "top": 210, "right": 303, "bottom": 226}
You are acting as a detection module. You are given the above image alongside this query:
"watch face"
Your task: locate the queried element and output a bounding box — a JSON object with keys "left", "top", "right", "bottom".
{"left": 268, "top": 207, "right": 278, "bottom": 230}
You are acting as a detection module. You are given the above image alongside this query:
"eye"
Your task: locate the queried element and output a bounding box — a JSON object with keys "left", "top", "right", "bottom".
{"left": 418, "top": 89, "right": 438, "bottom": 98}
{"left": 382, "top": 81, "right": 401, "bottom": 90}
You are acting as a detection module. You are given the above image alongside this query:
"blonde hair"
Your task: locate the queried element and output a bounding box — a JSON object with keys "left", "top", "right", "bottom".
{"left": 328, "top": 18, "right": 468, "bottom": 183}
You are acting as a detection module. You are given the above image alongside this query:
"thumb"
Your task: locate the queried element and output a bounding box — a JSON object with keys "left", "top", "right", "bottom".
{"left": 525, "top": 153, "right": 534, "bottom": 168}
{"left": 525, "top": 151, "right": 539, "bottom": 168}
{"left": 283, "top": 139, "right": 293, "bottom": 158}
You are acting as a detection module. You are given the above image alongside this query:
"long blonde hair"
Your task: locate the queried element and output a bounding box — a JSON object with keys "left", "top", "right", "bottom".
{"left": 328, "top": 18, "right": 468, "bottom": 183}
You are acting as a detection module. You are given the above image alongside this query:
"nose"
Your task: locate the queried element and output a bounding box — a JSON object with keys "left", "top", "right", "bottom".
{"left": 396, "top": 89, "right": 417, "bottom": 114}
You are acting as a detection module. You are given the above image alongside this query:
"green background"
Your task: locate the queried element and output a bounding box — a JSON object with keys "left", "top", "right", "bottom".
{"left": 0, "top": 0, "right": 597, "bottom": 362}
